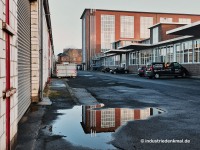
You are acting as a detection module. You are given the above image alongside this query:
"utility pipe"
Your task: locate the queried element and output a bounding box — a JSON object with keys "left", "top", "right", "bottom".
{"left": 39, "top": 0, "right": 43, "bottom": 100}
{"left": 5, "top": 0, "right": 11, "bottom": 149}
{"left": 48, "top": 33, "right": 51, "bottom": 83}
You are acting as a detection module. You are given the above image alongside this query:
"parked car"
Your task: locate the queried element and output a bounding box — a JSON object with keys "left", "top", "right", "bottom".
{"left": 145, "top": 62, "right": 189, "bottom": 79}
{"left": 101, "top": 67, "right": 111, "bottom": 73}
{"left": 138, "top": 66, "right": 146, "bottom": 77}
{"left": 110, "top": 67, "right": 129, "bottom": 74}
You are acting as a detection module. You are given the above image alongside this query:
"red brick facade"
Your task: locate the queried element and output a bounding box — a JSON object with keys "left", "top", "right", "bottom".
{"left": 58, "top": 48, "right": 82, "bottom": 65}
{"left": 81, "top": 9, "right": 200, "bottom": 70}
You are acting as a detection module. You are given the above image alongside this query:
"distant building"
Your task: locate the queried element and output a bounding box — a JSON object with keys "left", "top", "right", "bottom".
{"left": 57, "top": 48, "right": 82, "bottom": 65}
{"left": 81, "top": 8, "right": 200, "bottom": 70}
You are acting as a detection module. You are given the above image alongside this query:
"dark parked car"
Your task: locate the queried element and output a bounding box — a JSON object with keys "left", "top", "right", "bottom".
{"left": 145, "top": 62, "right": 189, "bottom": 79}
{"left": 101, "top": 67, "right": 111, "bottom": 73}
{"left": 110, "top": 67, "right": 129, "bottom": 74}
{"left": 138, "top": 66, "right": 146, "bottom": 77}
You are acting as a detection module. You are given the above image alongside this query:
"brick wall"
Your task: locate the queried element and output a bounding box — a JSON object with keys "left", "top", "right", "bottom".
{"left": 160, "top": 24, "right": 184, "bottom": 41}
{"left": 182, "top": 64, "right": 200, "bottom": 76}
{"left": 128, "top": 65, "right": 139, "bottom": 73}
{"left": 62, "top": 49, "right": 82, "bottom": 64}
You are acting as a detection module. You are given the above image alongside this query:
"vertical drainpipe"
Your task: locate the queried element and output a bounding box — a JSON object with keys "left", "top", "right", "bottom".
{"left": 39, "top": 0, "right": 43, "bottom": 100}
{"left": 48, "top": 33, "right": 51, "bottom": 82}
{"left": 5, "top": 0, "right": 10, "bottom": 149}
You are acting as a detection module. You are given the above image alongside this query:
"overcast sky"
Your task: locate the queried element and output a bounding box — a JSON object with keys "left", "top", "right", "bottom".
{"left": 49, "top": 0, "right": 200, "bottom": 55}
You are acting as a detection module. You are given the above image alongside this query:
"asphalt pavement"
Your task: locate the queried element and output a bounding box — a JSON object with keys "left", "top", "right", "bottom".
{"left": 15, "top": 71, "right": 200, "bottom": 150}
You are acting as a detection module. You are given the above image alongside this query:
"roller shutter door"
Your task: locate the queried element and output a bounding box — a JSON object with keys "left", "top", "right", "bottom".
{"left": 17, "top": 0, "right": 31, "bottom": 121}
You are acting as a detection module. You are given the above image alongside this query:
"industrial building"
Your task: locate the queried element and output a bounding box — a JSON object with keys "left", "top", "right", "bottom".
{"left": 100, "top": 21, "right": 200, "bottom": 76}
{"left": 0, "top": 0, "right": 54, "bottom": 149}
{"left": 57, "top": 48, "right": 82, "bottom": 65}
{"left": 81, "top": 9, "right": 200, "bottom": 74}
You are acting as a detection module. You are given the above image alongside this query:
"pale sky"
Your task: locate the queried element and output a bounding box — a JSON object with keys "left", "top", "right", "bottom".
{"left": 49, "top": 0, "right": 200, "bottom": 55}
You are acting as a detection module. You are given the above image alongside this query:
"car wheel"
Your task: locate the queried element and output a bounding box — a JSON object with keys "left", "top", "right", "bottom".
{"left": 182, "top": 72, "right": 186, "bottom": 78}
{"left": 155, "top": 73, "right": 160, "bottom": 79}
{"left": 125, "top": 71, "right": 128, "bottom": 74}
{"left": 114, "top": 71, "right": 116, "bottom": 74}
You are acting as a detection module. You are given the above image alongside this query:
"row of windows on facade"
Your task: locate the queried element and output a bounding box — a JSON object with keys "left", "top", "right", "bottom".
{"left": 100, "top": 108, "right": 150, "bottom": 128}
{"left": 100, "top": 15, "right": 192, "bottom": 51}
{"left": 102, "top": 39, "right": 200, "bottom": 66}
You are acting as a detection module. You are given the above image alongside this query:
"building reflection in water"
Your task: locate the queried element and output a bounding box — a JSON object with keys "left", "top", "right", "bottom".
{"left": 81, "top": 104, "right": 164, "bottom": 136}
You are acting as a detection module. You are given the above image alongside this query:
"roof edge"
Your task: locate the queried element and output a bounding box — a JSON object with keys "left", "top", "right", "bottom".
{"left": 80, "top": 8, "right": 200, "bottom": 19}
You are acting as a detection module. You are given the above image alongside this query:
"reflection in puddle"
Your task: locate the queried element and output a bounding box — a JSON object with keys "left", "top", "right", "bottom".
{"left": 52, "top": 105, "right": 165, "bottom": 149}
{"left": 82, "top": 75, "right": 93, "bottom": 77}
{"left": 50, "top": 83, "right": 66, "bottom": 87}
{"left": 82, "top": 105, "right": 165, "bottom": 133}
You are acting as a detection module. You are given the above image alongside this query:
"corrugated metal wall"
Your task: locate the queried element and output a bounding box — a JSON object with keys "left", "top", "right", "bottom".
{"left": 17, "top": 0, "right": 31, "bottom": 121}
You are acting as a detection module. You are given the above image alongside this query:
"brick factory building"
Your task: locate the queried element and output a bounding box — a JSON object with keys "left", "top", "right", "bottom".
{"left": 58, "top": 48, "right": 82, "bottom": 65}
{"left": 81, "top": 9, "right": 200, "bottom": 71}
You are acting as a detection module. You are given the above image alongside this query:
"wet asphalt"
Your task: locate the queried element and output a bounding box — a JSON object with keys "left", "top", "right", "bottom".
{"left": 15, "top": 71, "right": 200, "bottom": 150}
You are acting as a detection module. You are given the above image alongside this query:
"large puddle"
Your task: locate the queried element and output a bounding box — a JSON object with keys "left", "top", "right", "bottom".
{"left": 52, "top": 104, "right": 165, "bottom": 149}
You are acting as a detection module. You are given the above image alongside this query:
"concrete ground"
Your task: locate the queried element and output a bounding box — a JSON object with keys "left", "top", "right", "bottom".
{"left": 15, "top": 79, "right": 93, "bottom": 150}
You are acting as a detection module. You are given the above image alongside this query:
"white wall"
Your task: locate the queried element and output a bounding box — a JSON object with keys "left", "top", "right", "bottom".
{"left": 43, "top": 6, "right": 50, "bottom": 88}
{"left": 0, "top": 0, "right": 18, "bottom": 149}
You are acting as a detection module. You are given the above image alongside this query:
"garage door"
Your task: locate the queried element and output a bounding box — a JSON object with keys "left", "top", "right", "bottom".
{"left": 17, "top": 0, "right": 31, "bottom": 121}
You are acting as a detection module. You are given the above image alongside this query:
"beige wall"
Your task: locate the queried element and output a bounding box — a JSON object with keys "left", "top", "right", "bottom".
{"left": 31, "top": 1, "right": 40, "bottom": 102}
{"left": 31, "top": 1, "right": 53, "bottom": 102}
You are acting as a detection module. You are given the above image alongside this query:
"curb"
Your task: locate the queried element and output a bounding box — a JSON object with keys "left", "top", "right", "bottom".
{"left": 64, "top": 81, "right": 81, "bottom": 105}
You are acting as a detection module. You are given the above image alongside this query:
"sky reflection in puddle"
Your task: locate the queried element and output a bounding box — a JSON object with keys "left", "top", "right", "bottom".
{"left": 52, "top": 104, "right": 165, "bottom": 149}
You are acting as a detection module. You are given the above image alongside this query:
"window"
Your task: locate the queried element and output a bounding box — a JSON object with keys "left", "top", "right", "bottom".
{"left": 176, "top": 44, "right": 183, "bottom": 63}
{"left": 182, "top": 41, "right": 193, "bottom": 63}
{"left": 101, "top": 15, "right": 115, "bottom": 52}
{"left": 154, "top": 48, "right": 160, "bottom": 62}
{"left": 115, "top": 55, "right": 120, "bottom": 66}
{"left": 179, "top": 18, "right": 191, "bottom": 24}
{"left": 82, "top": 17, "right": 86, "bottom": 63}
{"left": 105, "top": 56, "right": 114, "bottom": 66}
{"left": 121, "top": 54, "right": 126, "bottom": 64}
{"left": 160, "top": 17, "right": 172, "bottom": 23}
{"left": 152, "top": 27, "right": 159, "bottom": 43}
{"left": 120, "top": 109, "right": 134, "bottom": 125}
{"left": 166, "top": 46, "right": 173, "bottom": 63}
{"left": 140, "top": 17, "right": 153, "bottom": 38}
{"left": 120, "top": 16, "right": 134, "bottom": 38}
{"left": 140, "top": 50, "right": 153, "bottom": 65}
{"left": 194, "top": 39, "right": 200, "bottom": 63}
{"left": 101, "top": 109, "right": 115, "bottom": 128}
{"left": 129, "top": 52, "right": 138, "bottom": 65}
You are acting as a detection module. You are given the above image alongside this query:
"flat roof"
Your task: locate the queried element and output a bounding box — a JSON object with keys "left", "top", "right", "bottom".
{"left": 166, "top": 21, "right": 200, "bottom": 36}
{"left": 119, "top": 43, "right": 152, "bottom": 51}
{"left": 119, "top": 36, "right": 193, "bottom": 50}
{"left": 104, "top": 49, "right": 132, "bottom": 54}
{"left": 149, "top": 22, "right": 186, "bottom": 29}
{"left": 80, "top": 8, "right": 200, "bottom": 19}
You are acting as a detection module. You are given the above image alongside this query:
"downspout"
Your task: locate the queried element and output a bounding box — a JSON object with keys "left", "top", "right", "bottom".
{"left": 48, "top": 33, "right": 51, "bottom": 83}
{"left": 39, "top": 0, "right": 43, "bottom": 100}
{"left": 5, "top": 0, "right": 10, "bottom": 149}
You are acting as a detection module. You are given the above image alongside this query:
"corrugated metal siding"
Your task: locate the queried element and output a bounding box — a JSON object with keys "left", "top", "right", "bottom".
{"left": 17, "top": 0, "right": 31, "bottom": 121}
